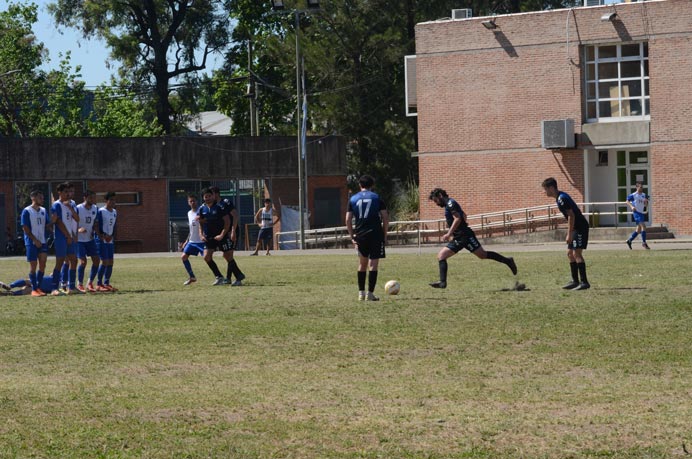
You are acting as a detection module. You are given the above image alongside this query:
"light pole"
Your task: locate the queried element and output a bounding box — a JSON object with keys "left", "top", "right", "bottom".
{"left": 271, "top": 0, "right": 319, "bottom": 249}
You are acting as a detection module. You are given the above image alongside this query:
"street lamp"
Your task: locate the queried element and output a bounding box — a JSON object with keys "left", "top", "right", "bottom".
{"left": 270, "top": 1, "right": 319, "bottom": 250}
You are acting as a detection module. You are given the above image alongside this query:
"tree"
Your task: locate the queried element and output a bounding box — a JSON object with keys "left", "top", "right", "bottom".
{"left": 49, "top": 0, "right": 232, "bottom": 134}
{"left": 0, "top": 2, "right": 46, "bottom": 137}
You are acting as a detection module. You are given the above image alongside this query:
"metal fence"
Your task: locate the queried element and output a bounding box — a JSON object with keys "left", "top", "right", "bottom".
{"left": 274, "top": 202, "right": 637, "bottom": 250}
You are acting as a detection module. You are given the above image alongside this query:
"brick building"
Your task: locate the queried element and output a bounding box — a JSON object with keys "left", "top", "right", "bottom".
{"left": 412, "top": 0, "right": 692, "bottom": 235}
{"left": 0, "top": 136, "right": 347, "bottom": 253}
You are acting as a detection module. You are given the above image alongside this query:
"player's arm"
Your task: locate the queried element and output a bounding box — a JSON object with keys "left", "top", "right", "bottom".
{"left": 229, "top": 208, "right": 238, "bottom": 242}
{"left": 68, "top": 202, "right": 79, "bottom": 223}
{"left": 345, "top": 210, "right": 357, "bottom": 246}
{"left": 445, "top": 211, "right": 463, "bottom": 240}
{"left": 254, "top": 208, "right": 262, "bottom": 225}
{"left": 564, "top": 208, "right": 576, "bottom": 243}
{"left": 214, "top": 214, "right": 230, "bottom": 241}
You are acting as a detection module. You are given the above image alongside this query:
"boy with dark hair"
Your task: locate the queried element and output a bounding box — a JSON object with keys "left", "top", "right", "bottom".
{"left": 251, "top": 198, "right": 280, "bottom": 256}
{"left": 21, "top": 189, "right": 49, "bottom": 296}
{"left": 428, "top": 188, "right": 517, "bottom": 289}
{"left": 542, "top": 177, "right": 590, "bottom": 290}
{"left": 50, "top": 182, "right": 80, "bottom": 295}
{"left": 181, "top": 193, "right": 204, "bottom": 285}
{"left": 625, "top": 181, "right": 650, "bottom": 250}
{"left": 96, "top": 192, "right": 117, "bottom": 291}
{"left": 346, "top": 175, "right": 389, "bottom": 301}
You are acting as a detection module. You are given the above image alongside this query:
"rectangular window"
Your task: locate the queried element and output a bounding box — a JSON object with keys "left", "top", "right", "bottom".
{"left": 95, "top": 191, "right": 140, "bottom": 206}
{"left": 584, "top": 42, "right": 649, "bottom": 122}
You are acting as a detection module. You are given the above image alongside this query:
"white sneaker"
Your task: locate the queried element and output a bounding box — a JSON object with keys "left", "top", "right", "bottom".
{"left": 183, "top": 277, "right": 196, "bottom": 286}
{"left": 212, "top": 276, "right": 227, "bottom": 286}
{"left": 358, "top": 292, "right": 366, "bottom": 301}
{"left": 366, "top": 292, "right": 380, "bottom": 301}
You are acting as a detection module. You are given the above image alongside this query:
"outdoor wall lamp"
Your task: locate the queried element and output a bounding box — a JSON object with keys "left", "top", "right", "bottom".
{"left": 601, "top": 12, "right": 617, "bottom": 22}
{"left": 481, "top": 19, "right": 498, "bottom": 30}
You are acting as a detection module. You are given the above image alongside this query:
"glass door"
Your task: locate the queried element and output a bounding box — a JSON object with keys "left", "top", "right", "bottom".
{"left": 616, "top": 150, "right": 650, "bottom": 224}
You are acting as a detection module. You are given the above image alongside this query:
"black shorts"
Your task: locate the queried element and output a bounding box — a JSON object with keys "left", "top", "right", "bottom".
{"left": 206, "top": 235, "right": 235, "bottom": 252}
{"left": 447, "top": 226, "right": 482, "bottom": 253}
{"left": 257, "top": 227, "right": 273, "bottom": 243}
{"left": 569, "top": 227, "right": 589, "bottom": 250}
{"left": 355, "top": 235, "right": 385, "bottom": 260}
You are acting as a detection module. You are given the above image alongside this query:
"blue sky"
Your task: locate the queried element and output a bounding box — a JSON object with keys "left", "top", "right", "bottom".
{"left": 31, "top": 1, "right": 223, "bottom": 88}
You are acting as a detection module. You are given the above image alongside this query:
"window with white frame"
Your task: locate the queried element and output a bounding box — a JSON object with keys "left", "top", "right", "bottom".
{"left": 584, "top": 42, "right": 649, "bottom": 122}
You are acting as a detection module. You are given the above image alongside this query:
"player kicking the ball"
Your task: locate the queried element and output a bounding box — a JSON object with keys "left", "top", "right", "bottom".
{"left": 428, "top": 188, "right": 517, "bottom": 289}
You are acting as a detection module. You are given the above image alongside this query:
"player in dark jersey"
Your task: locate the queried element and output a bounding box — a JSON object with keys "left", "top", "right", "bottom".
{"left": 542, "top": 177, "right": 590, "bottom": 290}
{"left": 198, "top": 187, "right": 233, "bottom": 285}
{"left": 346, "top": 175, "right": 389, "bottom": 301}
{"left": 428, "top": 188, "right": 517, "bottom": 289}
{"left": 210, "top": 186, "right": 245, "bottom": 286}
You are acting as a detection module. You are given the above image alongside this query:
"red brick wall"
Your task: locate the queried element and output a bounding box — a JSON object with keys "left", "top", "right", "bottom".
{"left": 419, "top": 150, "right": 584, "bottom": 221}
{"left": 415, "top": 0, "right": 692, "bottom": 234}
{"left": 86, "top": 179, "right": 168, "bottom": 253}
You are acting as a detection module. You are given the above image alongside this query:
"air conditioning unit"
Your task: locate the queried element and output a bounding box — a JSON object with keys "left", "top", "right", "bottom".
{"left": 584, "top": 0, "right": 603, "bottom": 5}
{"left": 452, "top": 8, "right": 472, "bottom": 19}
{"left": 541, "top": 119, "right": 575, "bottom": 149}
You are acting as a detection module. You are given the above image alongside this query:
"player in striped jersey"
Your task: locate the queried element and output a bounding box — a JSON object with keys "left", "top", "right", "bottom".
{"left": 20, "top": 189, "right": 49, "bottom": 296}
{"left": 50, "top": 182, "right": 80, "bottom": 295}
{"left": 95, "top": 192, "right": 117, "bottom": 292}
{"left": 181, "top": 194, "right": 204, "bottom": 285}
{"left": 76, "top": 190, "right": 101, "bottom": 292}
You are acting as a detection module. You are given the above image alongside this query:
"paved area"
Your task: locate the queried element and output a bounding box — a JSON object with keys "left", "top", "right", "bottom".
{"left": 2, "top": 238, "right": 691, "bottom": 261}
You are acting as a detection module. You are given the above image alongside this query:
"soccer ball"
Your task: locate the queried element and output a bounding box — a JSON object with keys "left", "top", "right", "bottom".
{"left": 384, "top": 280, "right": 400, "bottom": 295}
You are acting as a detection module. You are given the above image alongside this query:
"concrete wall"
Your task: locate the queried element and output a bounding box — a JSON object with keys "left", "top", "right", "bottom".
{"left": 1, "top": 136, "right": 348, "bottom": 252}
{"left": 0, "top": 135, "right": 346, "bottom": 180}
{"left": 415, "top": 0, "right": 692, "bottom": 234}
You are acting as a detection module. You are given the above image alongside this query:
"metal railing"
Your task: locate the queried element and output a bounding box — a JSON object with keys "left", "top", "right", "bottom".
{"left": 273, "top": 201, "right": 636, "bottom": 249}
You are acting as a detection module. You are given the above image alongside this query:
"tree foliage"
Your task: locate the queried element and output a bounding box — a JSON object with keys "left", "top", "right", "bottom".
{"left": 49, "top": 0, "right": 231, "bottom": 134}
{"left": 0, "top": 2, "right": 46, "bottom": 137}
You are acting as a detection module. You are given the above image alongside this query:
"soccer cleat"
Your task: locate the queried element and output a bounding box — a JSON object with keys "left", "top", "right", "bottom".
{"left": 508, "top": 257, "right": 518, "bottom": 275}
{"left": 51, "top": 289, "right": 65, "bottom": 296}
{"left": 562, "top": 280, "right": 579, "bottom": 290}
{"left": 31, "top": 290, "right": 46, "bottom": 297}
{"left": 626, "top": 239, "right": 632, "bottom": 250}
{"left": 0, "top": 281, "right": 10, "bottom": 291}
{"left": 87, "top": 283, "right": 97, "bottom": 293}
{"left": 66, "top": 289, "right": 83, "bottom": 295}
{"left": 429, "top": 281, "right": 447, "bottom": 289}
{"left": 212, "top": 276, "right": 227, "bottom": 286}
{"left": 358, "top": 292, "right": 366, "bottom": 301}
{"left": 366, "top": 292, "right": 380, "bottom": 301}
{"left": 35, "top": 289, "right": 47, "bottom": 296}
{"left": 250, "top": 252, "right": 258, "bottom": 256}
{"left": 231, "top": 280, "right": 243, "bottom": 287}
{"left": 104, "top": 285, "right": 117, "bottom": 292}
{"left": 183, "top": 277, "right": 197, "bottom": 286}
{"left": 236, "top": 273, "right": 246, "bottom": 282}
{"left": 642, "top": 243, "right": 650, "bottom": 250}
{"left": 96, "top": 285, "right": 110, "bottom": 292}
{"left": 572, "top": 282, "right": 591, "bottom": 291}
{"left": 76, "top": 284, "right": 87, "bottom": 293}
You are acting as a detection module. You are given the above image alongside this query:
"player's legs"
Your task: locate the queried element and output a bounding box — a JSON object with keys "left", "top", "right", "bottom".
{"left": 181, "top": 252, "right": 196, "bottom": 281}
{"left": 224, "top": 250, "right": 245, "bottom": 285}
{"left": 639, "top": 222, "right": 649, "bottom": 248}
{"left": 430, "top": 247, "right": 456, "bottom": 288}
{"left": 204, "top": 247, "right": 225, "bottom": 284}
{"left": 470, "top": 246, "right": 517, "bottom": 275}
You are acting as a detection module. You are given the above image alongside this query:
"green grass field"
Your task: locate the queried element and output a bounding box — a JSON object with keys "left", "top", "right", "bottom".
{"left": 0, "top": 249, "right": 690, "bottom": 458}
